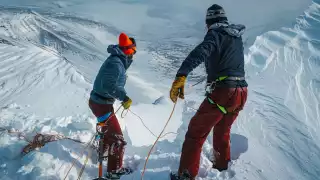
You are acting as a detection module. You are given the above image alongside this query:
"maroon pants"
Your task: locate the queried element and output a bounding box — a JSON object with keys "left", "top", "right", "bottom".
{"left": 89, "top": 100, "right": 125, "bottom": 172}
{"left": 178, "top": 87, "right": 248, "bottom": 178}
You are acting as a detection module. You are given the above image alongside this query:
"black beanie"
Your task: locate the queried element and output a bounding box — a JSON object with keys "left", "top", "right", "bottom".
{"left": 206, "top": 4, "right": 228, "bottom": 25}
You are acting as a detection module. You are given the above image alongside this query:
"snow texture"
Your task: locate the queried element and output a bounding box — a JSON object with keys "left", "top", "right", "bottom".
{"left": 0, "top": 0, "right": 319, "bottom": 180}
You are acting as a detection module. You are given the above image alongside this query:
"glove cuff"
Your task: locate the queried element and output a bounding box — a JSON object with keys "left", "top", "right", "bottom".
{"left": 123, "top": 95, "right": 130, "bottom": 102}
{"left": 176, "top": 73, "right": 187, "bottom": 78}
{"left": 175, "top": 76, "right": 186, "bottom": 82}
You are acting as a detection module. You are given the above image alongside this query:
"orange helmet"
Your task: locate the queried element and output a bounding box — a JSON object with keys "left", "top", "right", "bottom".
{"left": 118, "top": 33, "right": 136, "bottom": 55}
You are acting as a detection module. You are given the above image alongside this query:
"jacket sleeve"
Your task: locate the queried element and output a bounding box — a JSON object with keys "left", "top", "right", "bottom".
{"left": 102, "top": 61, "right": 127, "bottom": 101}
{"left": 176, "top": 32, "right": 216, "bottom": 77}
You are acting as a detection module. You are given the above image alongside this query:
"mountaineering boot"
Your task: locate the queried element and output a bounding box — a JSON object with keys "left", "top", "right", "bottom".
{"left": 104, "top": 167, "right": 133, "bottom": 179}
{"left": 212, "top": 163, "right": 228, "bottom": 172}
{"left": 169, "top": 171, "right": 192, "bottom": 180}
{"left": 211, "top": 156, "right": 229, "bottom": 172}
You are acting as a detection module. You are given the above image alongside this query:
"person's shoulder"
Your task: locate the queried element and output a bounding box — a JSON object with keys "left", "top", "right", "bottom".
{"left": 106, "top": 54, "right": 121, "bottom": 63}
{"left": 203, "top": 29, "right": 219, "bottom": 44}
{"left": 99, "top": 56, "right": 120, "bottom": 71}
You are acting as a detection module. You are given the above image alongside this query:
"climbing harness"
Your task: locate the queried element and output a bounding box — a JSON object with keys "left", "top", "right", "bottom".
{"left": 205, "top": 76, "right": 245, "bottom": 114}
{"left": 207, "top": 96, "right": 228, "bottom": 114}
{"left": 205, "top": 76, "right": 230, "bottom": 94}
{"left": 206, "top": 76, "right": 245, "bottom": 91}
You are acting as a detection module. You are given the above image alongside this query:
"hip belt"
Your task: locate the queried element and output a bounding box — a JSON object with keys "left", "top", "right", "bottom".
{"left": 213, "top": 76, "right": 245, "bottom": 82}
{"left": 206, "top": 76, "right": 245, "bottom": 93}
{"left": 205, "top": 76, "right": 245, "bottom": 114}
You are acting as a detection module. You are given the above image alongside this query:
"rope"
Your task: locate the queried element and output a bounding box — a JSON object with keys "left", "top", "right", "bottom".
{"left": 140, "top": 100, "right": 178, "bottom": 180}
{"left": 121, "top": 109, "right": 129, "bottom": 118}
{"left": 1, "top": 127, "right": 88, "bottom": 156}
{"left": 190, "top": 77, "right": 206, "bottom": 87}
{"left": 61, "top": 104, "right": 122, "bottom": 179}
{"left": 128, "top": 109, "right": 157, "bottom": 137}
{"left": 114, "top": 105, "right": 123, "bottom": 117}
{"left": 76, "top": 149, "right": 92, "bottom": 180}
{"left": 0, "top": 128, "right": 31, "bottom": 143}
{"left": 128, "top": 109, "right": 177, "bottom": 139}
{"left": 64, "top": 137, "right": 87, "bottom": 144}
{"left": 1, "top": 101, "right": 125, "bottom": 179}
{"left": 95, "top": 105, "right": 122, "bottom": 135}
{"left": 184, "top": 102, "right": 199, "bottom": 112}
{"left": 64, "top": 105, "right": 123, "bottom": 179}
{"left": 1, "top": 126, "right": 96, "bottom": 179}
{"left": 63, "top": 135, "right": 95, "bottom": 180}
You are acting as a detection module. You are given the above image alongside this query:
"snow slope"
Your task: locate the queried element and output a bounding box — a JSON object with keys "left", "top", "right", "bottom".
{"left": 242, "top": 2, "right": 320, "bottom": 179}
{"left": 0, "top": 0, "right": 319, "bottom": 180}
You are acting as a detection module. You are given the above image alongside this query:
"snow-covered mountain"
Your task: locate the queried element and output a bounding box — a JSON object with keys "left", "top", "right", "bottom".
{"left": 0, "top": 0, "right": 319, "bottom": 180}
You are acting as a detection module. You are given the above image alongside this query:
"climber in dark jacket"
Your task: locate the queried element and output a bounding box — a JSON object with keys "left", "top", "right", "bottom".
{"left": 170, "top": 4, "right": 248, "bottom": 180}
{"left": 89, "top": 32, "right": 136, "bottom": 179}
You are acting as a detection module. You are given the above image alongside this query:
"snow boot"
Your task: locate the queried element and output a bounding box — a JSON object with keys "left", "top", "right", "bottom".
{"left": 210, "top": 151, "right": 229, "bottom": 172}
{"left": 212, "top": 164, "right": 228, "bottom": 172}
{"left": 169, "top": 171, "right": 193, "bottom": 180}
{"left": 212, "top": 160, "right": 229, "bottom": 172}
{"left": 104, "top": 167, "right": 133, "bottom": 179}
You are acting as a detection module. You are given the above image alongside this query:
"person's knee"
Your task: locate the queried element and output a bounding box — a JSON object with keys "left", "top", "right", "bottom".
{"left": 185, "top": 124, "right": 211, "bottom": 140}
{"left": 104, "top": 134, "right": 126, "bottom": 148}
{"left": 213, "top": 129, "right": 231, "bottom": 146}
{"left": 183, "top": 135, "right": 206, "bottom": 148}
{"left": 214, "top": 127, "right": 230, "bottom": 137}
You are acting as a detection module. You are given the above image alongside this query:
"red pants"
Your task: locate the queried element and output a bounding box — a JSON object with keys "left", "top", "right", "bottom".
{"left": 178, "top": 87, "right": 248, "bottom": 178}
{"left": 89, "top": 100, "right": 125, "bottom": 172}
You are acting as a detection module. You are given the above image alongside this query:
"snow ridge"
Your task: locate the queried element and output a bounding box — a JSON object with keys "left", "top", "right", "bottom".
{"left": 0, "top": 1, "right": 319, "bottom": 180}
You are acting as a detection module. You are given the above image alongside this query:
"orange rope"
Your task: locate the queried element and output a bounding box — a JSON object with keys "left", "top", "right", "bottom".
{"left": 140, "top": 100, "right": 178, "bottom": 180}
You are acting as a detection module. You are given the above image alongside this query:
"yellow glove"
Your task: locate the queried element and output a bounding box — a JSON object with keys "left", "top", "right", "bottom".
{"left": 122, "top": 96, "right": 132, "bottom": 109}
{"left": 170, "top": 76, "right": 186, "bottom": 103}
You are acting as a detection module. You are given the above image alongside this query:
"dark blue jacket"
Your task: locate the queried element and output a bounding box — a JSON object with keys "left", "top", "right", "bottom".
{"left": 90, "top": 45, "right": 132, "bottom": 104}
{"left": 177, "top": 22, "right": 248, "bottom": 87}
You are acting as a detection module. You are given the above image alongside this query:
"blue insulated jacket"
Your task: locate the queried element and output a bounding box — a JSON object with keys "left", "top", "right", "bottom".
{"left": 90, "top": 45, "right": 132, "bottom": 104}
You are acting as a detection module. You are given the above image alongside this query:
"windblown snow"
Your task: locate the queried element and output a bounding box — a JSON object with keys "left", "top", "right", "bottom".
{"left": 0, "top": 0, "right": 319, "bottom": 180}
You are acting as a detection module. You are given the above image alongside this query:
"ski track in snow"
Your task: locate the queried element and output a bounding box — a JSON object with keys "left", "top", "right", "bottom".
{"left": 0, "top": 0, "right": 319, "bottom": 180}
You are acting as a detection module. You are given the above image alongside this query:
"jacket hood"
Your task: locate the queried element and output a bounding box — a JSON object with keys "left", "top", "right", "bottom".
{"left": 107, "top": 44, "right": 126, "bottom": 57}
{"left": 107, "top": 44, "right": 133, "bottom": 69}
{"left": 209, "top": 22, "right": 245, "bottom": 37}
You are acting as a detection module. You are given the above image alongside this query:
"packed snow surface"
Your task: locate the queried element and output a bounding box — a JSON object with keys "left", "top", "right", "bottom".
{"left": 0, "top": 0, "right": 319, "bottom": 180}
